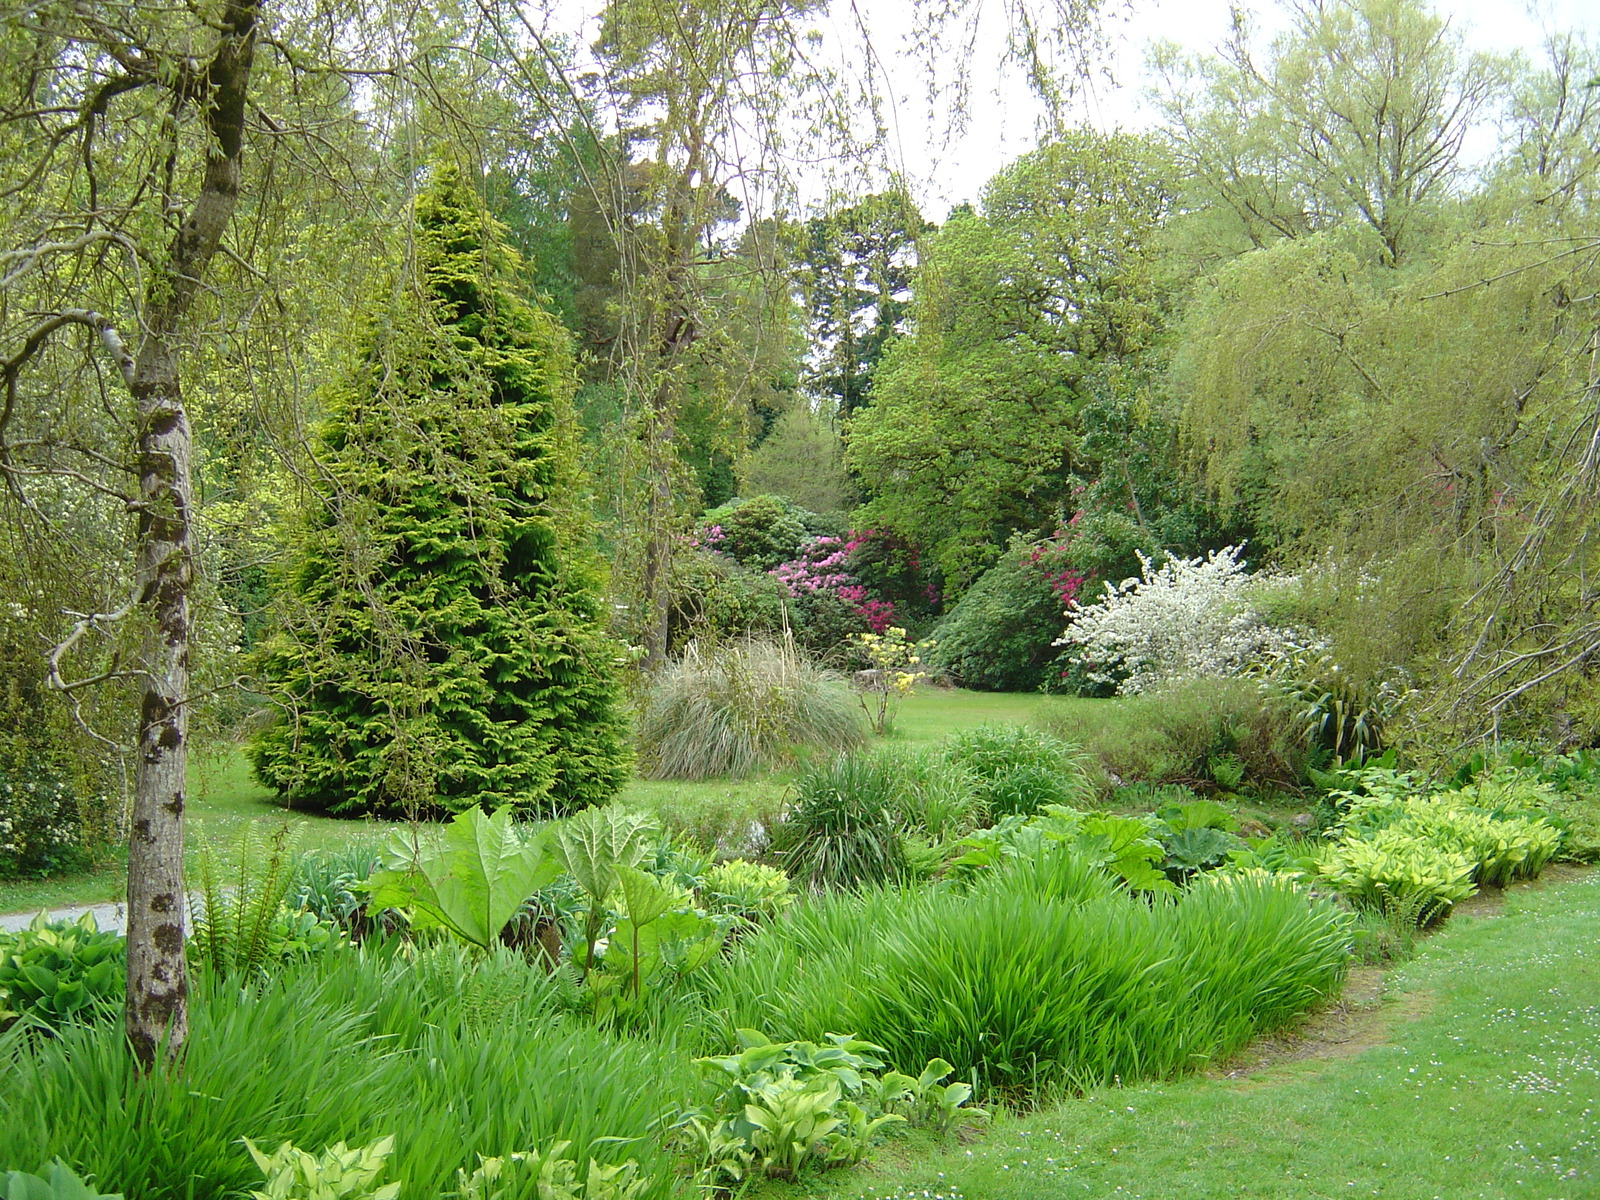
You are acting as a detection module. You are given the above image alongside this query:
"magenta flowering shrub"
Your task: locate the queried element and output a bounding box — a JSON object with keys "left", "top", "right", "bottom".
{"left": 771, "top": 534, "right": 896, "bottom": 634}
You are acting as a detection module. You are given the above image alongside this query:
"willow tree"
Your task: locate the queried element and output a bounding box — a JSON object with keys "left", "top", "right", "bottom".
{"left": 249, "top": 165, "right": 631, "bottom": 817}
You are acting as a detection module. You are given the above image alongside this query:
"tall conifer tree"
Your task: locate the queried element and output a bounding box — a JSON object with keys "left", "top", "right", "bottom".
{"left": 250, "top": 164, "right": 630, "bottom": 816}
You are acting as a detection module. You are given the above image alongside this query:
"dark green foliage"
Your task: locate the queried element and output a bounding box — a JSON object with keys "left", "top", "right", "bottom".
{"left": 667, "top": 548, "right": 789, "bottom": 650}
{"left": 0, "top": 947, "right": 684, "bottom": 1197}
{"left": 932, "top": 546, "right": 1066, "bottom": 692}
{"left": 0, "top": 916, "right": 122, "bottom": 1034}
{"left": 706, "top": 869, "right": 1350, "bottom": 1096}
{"left": 249, "top": 165, "right": 630, "bottom": 817}
{"left": 772, "top": 756, "right": 906, "bottom": 889}
{"left": 698, "top": 495, "right": 824, "bottom": 571}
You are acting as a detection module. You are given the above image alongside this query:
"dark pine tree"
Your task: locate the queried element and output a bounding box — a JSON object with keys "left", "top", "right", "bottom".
{"left": 249, "top": 163, "right": 631, "bottom": 816}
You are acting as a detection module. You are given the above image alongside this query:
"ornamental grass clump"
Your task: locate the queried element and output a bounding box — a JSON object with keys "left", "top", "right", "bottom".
{"left": 0, "top": 946, "right": 684, "bottom": 1198}
{"left": 705, "top": 862, "right": 1348, "bottom": 1096}
{"left": 772, "top": 755, "right": 906, "bottom": 890}
{"left": 637, "top": 638, "right": 863, "bottom": 780}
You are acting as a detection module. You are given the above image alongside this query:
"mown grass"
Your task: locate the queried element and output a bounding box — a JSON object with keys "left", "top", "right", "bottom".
{"left": 3, "top": 688, "right": 1070, "bottom": 916}
{"left": 748, "top": 867, "right": 1600, "bottom": 1200}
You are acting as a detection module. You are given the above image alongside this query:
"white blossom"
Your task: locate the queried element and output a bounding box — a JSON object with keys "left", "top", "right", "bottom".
{"left": 1056, "top": 545, "right": 1312, "bottom": 693}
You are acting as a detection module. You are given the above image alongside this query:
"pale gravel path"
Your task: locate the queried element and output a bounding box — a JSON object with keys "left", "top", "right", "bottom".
{"left": 0, "top": 899, "right": 128, "bottom": 934}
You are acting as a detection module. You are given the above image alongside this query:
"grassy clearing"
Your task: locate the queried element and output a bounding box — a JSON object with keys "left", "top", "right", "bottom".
{"left": 751, "top": 867, "right": 1600, "bottom": 1200}
{"left": 2, "top": 688, "right": 1066, "bottom": 915}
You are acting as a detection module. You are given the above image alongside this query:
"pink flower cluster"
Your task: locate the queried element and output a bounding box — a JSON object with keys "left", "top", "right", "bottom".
{"left": 1027, "top": 521, "right": 1088, "bottom": 607}
{"left": 771, "top": 534, "right": 897, "bottom": 633}
{"left": 696, "top": 524, "right": 727, "bottom": 552}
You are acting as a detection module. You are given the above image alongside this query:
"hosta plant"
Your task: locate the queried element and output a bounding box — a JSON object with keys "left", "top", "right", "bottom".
{"left": 1317, "top": 830, "right": 1476, "bottom": 925}
{"left": 680, "top": 1031, "right": 961, "bottom": 1185}
{"left": 243, "top": 1135, "right": 401, "bottom": 1200}
{"left": 454, "top": 1143, "right": 647, "bottom": 1200}
{"left": 701, "top": 859, "right": 793, "bottom": 924}
{"left": 0, "top": 913, "right": 123, "bottom": 1032}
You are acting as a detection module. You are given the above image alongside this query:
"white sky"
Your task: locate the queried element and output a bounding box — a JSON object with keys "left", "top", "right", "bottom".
{"left": 544, "top": 0, "right": 1600, "bottom": 219}
{"left": 896, "top": 0, "right": 1600, "bottom": 214}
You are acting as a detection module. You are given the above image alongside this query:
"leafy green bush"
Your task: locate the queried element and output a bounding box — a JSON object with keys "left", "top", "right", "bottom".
{"left": 705, "top": 868, "right": 1349, "bottom": 1096}
{"left": 637, "top": 638, "right": 863, "bottom": 780}
{"left": 930, "top": 543, "right": 1066, "bottom": 692}
{"left": 666, "top": 549, "right": 789, "bottom": 650}
{"left": 942, "top": 724, "right": 1094, "bottom": 818}
{"left": 0, "top": 1161, "right": 121, "bottom": 1200}
{"left": 0, "top": 915, "right": 123, "bottom": 1033}
{"left": 772, "top": 756, "right": 905, "bottom": 890}
{"left": 678, "top": 1031, "right": 984, "bottom": 1188}
{"left": 0, "top": 948, "right": 685, "bottom": 1198}
{"left": 696, "top": 495, "right": 824, "bottom": 571}
{"left": 1039, "top": 677, "right": 1309, "bottom": 790}
{"left": 1316, "top": 830, "right": 1477, "bottom": 925}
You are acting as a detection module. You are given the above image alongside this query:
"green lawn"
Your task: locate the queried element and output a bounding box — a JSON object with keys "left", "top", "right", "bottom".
{"left": 753, "top": 867, "right": 1600, "bottom": 1200}
{"left": 1, "top": 687, "right": 1066, "bottom": 916}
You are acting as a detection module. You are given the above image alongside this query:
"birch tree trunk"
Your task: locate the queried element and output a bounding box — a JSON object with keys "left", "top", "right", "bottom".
{"left": 123, "top": 0, "right": 259, "bottom": 1070}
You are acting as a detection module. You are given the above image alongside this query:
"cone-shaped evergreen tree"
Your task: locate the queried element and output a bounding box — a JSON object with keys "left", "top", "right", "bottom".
{"left": 249, "top": 164, "right": 631, "bottom": 816}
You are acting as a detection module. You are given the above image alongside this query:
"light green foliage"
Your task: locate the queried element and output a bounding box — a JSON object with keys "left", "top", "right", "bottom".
{"left": 1317, "top": 831, "right": 1477, "bottom": 925}
{"left": 701, "top": 860, "right": 793, "bottom": 923}
{"left": 0, "top": 1162, "right": 120, "bottom": 1200}
{"left": 551, "top": 806, "right": 657, "bottom": 977}
{"left": 847, "top": 132, "right": 1173, "bottom": 587}
{"left": 943, "top": 724, "right": 1095, "bottom": 819}
{"left": 0, "top": 948, "right": 684, "bottom": 1197}
{"left": 742, "top": 409, "right": 853, "bottom": 518}
{"left": 0, "top": 914, "right": 122, "bottom": 1032}
{"left": 249, "top": 164, "right": 630, "bottom": 818}
{"left": 1153, "top": 0, "right": 1498, "bottom": 266}
{"left": 705, "top": 868, "right": 1350, "bottom": 1096}
{"left": 243, "top": 1136, "right": 400, "bottom": 1200}
{"left": 454, "top": 1143, "right": 647, "bottom": 1200}
{"left": 773, "top": 755, "right": 907, "bottom": 890}
{"left": 682, "top": 1032, "right": 962, "bottom": 1185}
{"left": 365, "top": 807, "right": 560, "bottom": 952}
{"left": 593, "top": 866, "right": 721, "bottom": 1012}
{"left": 191, "top": 825, "right": 344, "bottom": 977}
{"left": 637, "top": 638, "right": 864, "bottom": 779}
{"left": 872, "top": 1058, "right": 990, "bottom": 1136}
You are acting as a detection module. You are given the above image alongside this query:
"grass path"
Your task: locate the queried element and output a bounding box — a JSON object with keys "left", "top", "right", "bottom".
{"left": 759, "top": 867, "right": 1600, "bottom": 1200}
{"left": 1, "top": 688, "right": 1064, "bottom": 915}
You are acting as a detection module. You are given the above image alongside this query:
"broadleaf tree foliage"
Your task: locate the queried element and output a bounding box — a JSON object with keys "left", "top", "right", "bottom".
{"left": 249, "top": 165, "right": 631, "bottom": 818}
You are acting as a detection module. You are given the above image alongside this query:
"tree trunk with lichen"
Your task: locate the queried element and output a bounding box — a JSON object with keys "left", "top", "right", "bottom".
{"left": 123, "top": 0, "right": 258, "bottom": 1070}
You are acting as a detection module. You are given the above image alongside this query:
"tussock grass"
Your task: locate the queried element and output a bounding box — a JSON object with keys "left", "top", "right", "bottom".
{"left": 637, "top": 638, "right": 864, "bottom": 780}
{"left": 704, "top": 867, "right": 1350, "bottom": 1097}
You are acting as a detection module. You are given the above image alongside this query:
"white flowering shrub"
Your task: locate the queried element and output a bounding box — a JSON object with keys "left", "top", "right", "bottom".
{"left": 0, "top": 767, "right": 94, "bottom": 879}
{"left": 1057, "top": 546, "right": 1309, "bottom": 694}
